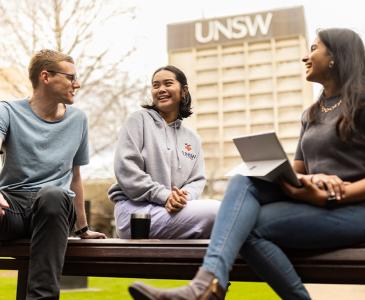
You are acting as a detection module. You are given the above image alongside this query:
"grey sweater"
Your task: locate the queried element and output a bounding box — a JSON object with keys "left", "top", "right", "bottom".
{"left": 108, "top": 108, "right": 206, "bottom": 205}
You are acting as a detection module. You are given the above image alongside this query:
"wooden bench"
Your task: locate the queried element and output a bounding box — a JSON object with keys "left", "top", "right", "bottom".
{"left": 1, "top": 239, "right": 365, "bottom": 300}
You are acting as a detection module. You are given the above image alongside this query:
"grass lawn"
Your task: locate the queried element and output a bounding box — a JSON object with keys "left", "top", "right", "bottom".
{"left": 0, "top": 271, "right": 280, "bottom": 300}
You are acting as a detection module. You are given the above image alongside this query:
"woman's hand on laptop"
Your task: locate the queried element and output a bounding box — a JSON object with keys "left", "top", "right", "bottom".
{"left": 310, "top": 174, "right": 348, "bottom": 201}
{"left": 296, "top": 173, "right": 347, "bottom": 202}
{"left": 281, "top": 176, "right": 328, "bottom": 207}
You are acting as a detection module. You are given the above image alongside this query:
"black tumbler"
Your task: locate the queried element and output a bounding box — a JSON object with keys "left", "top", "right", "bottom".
{"left": 130, "top": 213, "right": 151, "bottom": 239}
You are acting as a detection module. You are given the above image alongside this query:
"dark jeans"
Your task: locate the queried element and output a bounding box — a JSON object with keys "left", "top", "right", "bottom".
{"left": 0, "top": 186, "right": 76, "bottom": 300}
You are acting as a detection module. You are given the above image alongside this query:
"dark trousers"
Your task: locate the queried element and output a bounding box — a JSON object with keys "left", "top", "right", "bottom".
{"left": 0, "top": 186, "right": 76, "bottom": 300}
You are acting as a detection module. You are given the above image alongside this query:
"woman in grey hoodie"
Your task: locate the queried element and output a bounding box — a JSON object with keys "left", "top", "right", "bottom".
{"left": 108, "top": 65, "right": 220, "bottom": 239}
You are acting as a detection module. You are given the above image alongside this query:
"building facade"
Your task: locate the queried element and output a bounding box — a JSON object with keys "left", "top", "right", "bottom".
{"left": 167, "top": 6, "right": 313, "bottom": 182}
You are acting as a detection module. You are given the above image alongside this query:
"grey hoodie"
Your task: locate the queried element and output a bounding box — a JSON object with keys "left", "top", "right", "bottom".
{"left": 108, "top": 108, "right": 206, "bottom": 205}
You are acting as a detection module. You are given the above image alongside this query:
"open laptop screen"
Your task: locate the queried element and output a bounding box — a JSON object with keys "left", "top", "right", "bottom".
{"left": 226, "top": 132, "right": 302, "bottom": 187}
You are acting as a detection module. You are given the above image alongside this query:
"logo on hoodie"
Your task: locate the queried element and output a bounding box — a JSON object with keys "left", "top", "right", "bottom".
{"left": 182, "top": 143, "right": 197, "bottom": 160}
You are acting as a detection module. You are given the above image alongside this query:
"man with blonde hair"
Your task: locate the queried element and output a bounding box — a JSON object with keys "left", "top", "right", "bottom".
{"left": 0, "top": 49, "right": 106, "bottom": 299}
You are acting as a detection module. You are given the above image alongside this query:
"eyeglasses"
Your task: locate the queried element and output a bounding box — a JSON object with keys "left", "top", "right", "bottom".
{"left": 46, "top": 70, "right": 78, "bottom": 84}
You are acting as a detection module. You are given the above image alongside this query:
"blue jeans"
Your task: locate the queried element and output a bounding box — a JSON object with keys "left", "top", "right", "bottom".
{"left": 202, "top": 175, "right": 365, "bottom": 300}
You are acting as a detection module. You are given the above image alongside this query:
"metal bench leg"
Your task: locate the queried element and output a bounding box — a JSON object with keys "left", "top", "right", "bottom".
{"left": 16, "top": 267, "right": 28, "bottom": 300}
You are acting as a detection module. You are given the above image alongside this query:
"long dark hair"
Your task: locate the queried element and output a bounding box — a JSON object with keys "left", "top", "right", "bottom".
{"left": 142, "top": 65, "right": 193, "bottom": 120}
{"left": 307, "top": 28, "right": 365, "bottom": 140}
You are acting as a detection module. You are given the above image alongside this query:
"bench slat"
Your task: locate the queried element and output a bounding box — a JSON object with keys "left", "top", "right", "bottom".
{"left": 2, "top": 239, "right": 365, "bottom": 264}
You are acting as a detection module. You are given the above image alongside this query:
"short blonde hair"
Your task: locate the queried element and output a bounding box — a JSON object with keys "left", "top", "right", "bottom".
{"left": 28, "top": 49, "right": 74, "bottom": 88}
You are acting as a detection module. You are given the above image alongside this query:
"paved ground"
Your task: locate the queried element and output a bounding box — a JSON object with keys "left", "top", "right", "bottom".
{"left": 0, "top": 270, "right": 16, "bottom": 277}
{"left": 306, "top": 284, "right": 365, "bottom": 299}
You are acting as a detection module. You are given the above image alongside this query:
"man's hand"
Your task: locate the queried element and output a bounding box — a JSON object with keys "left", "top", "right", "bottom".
{"left": 80, "top": 230, "right": 107, "bottom": 239}
{"left": 281, "top": 176, "right": 328, "bottom": 207}
{"left": 165, "top": 186, "right": 188, "bottom": 213}
{"left": 0, "top": 194, "right": 9, "bottom": 217}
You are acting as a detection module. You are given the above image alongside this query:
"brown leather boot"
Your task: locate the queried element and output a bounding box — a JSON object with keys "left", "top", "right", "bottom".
{"left": 128, "top": 267, "right": 226, "bottom": 300}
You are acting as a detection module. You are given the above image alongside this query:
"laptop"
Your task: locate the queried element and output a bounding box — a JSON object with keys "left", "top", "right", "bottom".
{"left": 225, "top": 131, "right": 302, "bottom": 187}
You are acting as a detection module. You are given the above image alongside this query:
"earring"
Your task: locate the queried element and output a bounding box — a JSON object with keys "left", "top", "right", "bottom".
{"left": 329, "top": 61, "right": 334, "bottom": 68}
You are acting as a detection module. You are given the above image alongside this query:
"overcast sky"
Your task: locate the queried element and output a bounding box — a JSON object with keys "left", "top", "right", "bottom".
{"left": 126, "top": 0, "right": 365, "bottom": 84}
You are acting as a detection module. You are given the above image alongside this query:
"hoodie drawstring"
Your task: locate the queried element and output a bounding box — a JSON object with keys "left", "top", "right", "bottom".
{"left": 163, "top": 123, "right": 170, "bottom": 151}
{"left": 174, "top": 123, "right": 182, "bottom": 169}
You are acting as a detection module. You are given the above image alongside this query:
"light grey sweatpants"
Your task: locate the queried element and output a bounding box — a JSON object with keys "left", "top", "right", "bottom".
{"left": 114, "top": 199, "right": 221, "bottom": 239}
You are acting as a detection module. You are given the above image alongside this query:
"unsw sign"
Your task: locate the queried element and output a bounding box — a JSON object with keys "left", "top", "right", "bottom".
{"left": 195, "top": 13, "right": 272, "bottom": 43}
{"left": 167, "top": 6, "right": 306, "bottom": 50}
